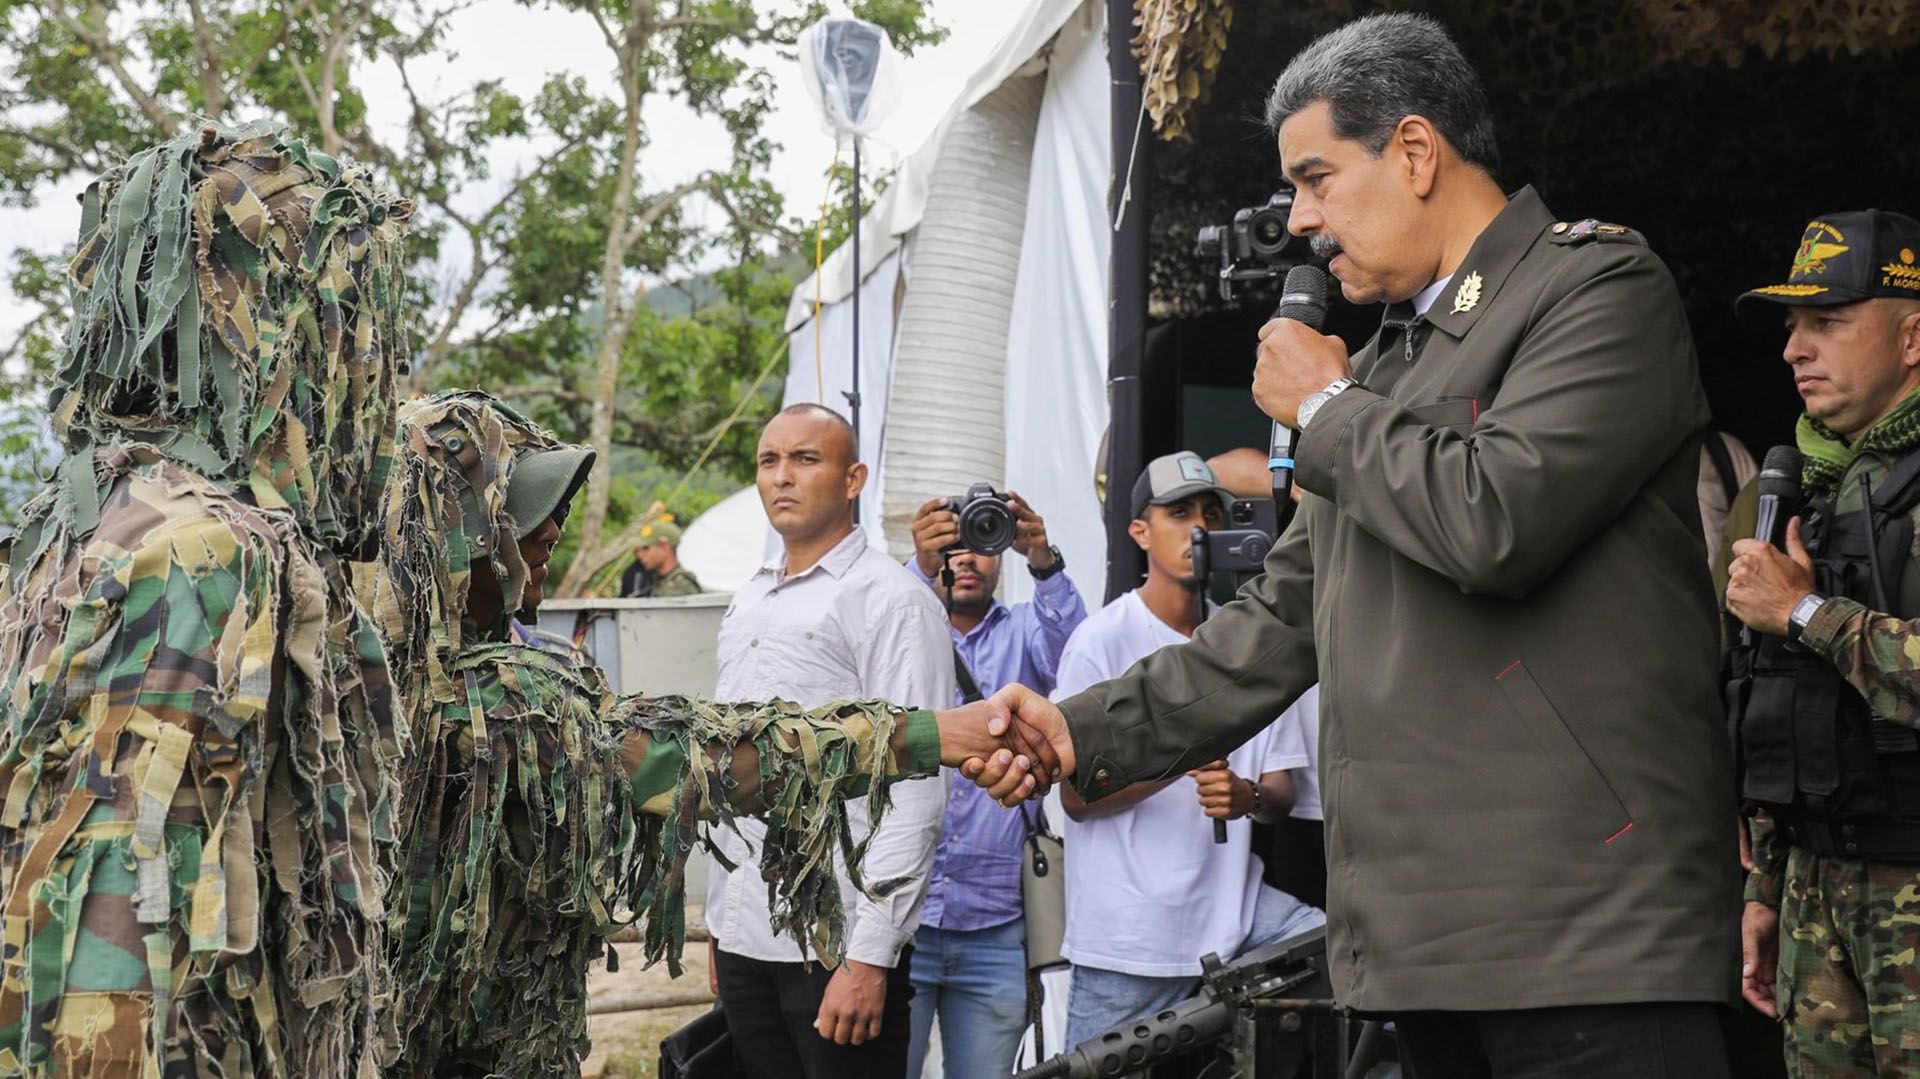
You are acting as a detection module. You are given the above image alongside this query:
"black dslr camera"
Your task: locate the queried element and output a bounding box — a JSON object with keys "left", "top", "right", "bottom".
{"left": 944, "top": 483, "right": 1015, "bottom": 556}
{"left": 1195, "top": 190, "right": 1306, "bottom": 301}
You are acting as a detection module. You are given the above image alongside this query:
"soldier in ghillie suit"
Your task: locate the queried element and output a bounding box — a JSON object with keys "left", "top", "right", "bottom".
{"left": 0, "top": 123, "right": 412, "bottom": 1075}
{"left": 1726, "top": 211, "right": 1920, "bottom": 1076}
{"left": 362, "top": 391, "right": 947, "bottom": 1077}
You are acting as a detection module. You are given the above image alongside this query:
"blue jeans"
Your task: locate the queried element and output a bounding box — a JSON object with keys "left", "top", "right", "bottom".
{"left": 906, "top": 919, "right": 1029, "bottom": 1079}
{"left": 1065, "top": 884, "right": 1325, "bottom": 1047}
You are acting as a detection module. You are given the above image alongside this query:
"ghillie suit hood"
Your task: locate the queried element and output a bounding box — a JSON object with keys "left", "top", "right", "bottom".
{"left": 366, "top": 393, "right": 938, "bottom": 1076}
{"left": 0, "top": 124, "right": 409, "bottom": 1077}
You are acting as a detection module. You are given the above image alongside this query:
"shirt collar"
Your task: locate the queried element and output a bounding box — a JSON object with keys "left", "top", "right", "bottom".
{"left": 1421, "top": 185, "right": 1556, "bottom": 342}
{"left": 1411, "top": 274, "right": 1453, "bottom": 318}
{"left": 758, "top": 525, "right": 869, "bottom": 582}
{"left": 956, "top": 600, "right": 1010, "bottom": 642}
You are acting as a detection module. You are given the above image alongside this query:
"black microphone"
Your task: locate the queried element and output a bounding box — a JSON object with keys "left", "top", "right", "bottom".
{"left": 1269, "top": 265, "right": 1331, "bottom": 525}
{"left": 1740, "top": 445, "right": 1803, "bottom": 646}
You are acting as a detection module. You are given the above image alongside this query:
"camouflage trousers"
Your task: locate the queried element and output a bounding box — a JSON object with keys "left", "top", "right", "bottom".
{"left": 1778, "top": 846, "right": 1920, "bottom": 1077}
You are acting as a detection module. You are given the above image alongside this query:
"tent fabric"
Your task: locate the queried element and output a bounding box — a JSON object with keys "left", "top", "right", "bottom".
{"left": 1000, "top": 3, "right": 1111, "bottom": 611}
{"left": 676, "top": 485, "right": 769, "bottom": 593}
{"left": 783, "top": 0, "right": 1094, "bottom": 331}
{"left": 878, "top": 71, "right": 1046, "bottom": 556}
{"left": 778, "top": 249, "right": 903, "bottom": 552}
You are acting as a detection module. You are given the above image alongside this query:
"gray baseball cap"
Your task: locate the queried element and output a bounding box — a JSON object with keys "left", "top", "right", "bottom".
{"left": 1130, "top": 451, "right": 1233, "bottom": 518}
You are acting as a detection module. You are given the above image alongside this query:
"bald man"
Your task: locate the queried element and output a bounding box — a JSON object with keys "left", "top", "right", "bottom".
{"left": 705, "top": 404, "right": 955, "bottom": 1079}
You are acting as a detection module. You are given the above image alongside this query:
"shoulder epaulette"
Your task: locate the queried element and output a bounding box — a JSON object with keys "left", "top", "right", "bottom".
{"left": 1549, "top": 219, "right": 1647, "bottom": 247}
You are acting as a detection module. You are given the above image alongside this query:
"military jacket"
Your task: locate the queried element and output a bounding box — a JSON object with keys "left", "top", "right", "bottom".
{"left": 1057, "top": 188, "right": 1739, "bottom": 1010}
{"left": 653, "top": 566, "right": 703, "bottom": 596}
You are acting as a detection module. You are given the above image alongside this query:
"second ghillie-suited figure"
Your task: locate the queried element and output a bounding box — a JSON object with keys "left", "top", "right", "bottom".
{"left": 0, "top": 123, "right": 412, "bottom": 1075}
{"left": 362, "top": 392, "right": 947, "bottom": 1077}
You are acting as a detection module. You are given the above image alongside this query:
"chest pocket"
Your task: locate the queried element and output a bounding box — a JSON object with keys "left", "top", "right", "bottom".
{"left": 1408, "top": 397, "right": 1478, "bottom": 431}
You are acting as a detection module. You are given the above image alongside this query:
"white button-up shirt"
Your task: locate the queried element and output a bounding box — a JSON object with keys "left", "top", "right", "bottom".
{"left": 705, "top": 526, "right": 953, "bottom": 967}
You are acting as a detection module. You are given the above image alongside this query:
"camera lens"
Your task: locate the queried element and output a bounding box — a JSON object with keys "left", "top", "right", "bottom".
{"left": 959, "top": 497, "right": 1015, "bottom": 556}
{"left": 1248, "top": 207, "right": 1291, "bottom": 259}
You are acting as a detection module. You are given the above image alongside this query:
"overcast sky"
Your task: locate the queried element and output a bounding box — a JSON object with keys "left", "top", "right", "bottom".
{"left": 0, "top": 0, "right": 1035, "bottom": 344}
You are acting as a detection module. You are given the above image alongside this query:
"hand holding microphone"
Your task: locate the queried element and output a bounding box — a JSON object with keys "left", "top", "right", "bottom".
{"left": 1256, "top": 265, "right": 1347, "bottom": 516}
{"left": 1726, "top": 446, "right": 1814, "bottom": 639}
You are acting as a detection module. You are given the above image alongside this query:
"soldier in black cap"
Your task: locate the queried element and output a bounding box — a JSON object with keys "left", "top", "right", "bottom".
{"left": 1725, "top": 209, "right": 1920, "bottom": 1077}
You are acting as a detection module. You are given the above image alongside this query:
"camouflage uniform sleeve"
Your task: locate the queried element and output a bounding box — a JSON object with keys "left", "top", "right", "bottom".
{"left": 1743, "top": 810, "right": 1787, "bottom": 908}
{"left": 1798, "top": 595, "right": 1920, "bottom": 727}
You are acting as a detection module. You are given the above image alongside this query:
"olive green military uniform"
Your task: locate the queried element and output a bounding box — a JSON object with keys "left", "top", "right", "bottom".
{"left": 653, "top": 565, "right": 703, "bottom": 596}
{"left": 1057, "top": 188, "right": 1739, "bottom": 1011}
{"left": 365, "top": 393, "right": 940, "bottom": 1076}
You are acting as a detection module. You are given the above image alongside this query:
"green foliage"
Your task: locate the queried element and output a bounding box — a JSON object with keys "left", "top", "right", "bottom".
{"left": 0, "top": 0, "right": 943, "bottom": 555}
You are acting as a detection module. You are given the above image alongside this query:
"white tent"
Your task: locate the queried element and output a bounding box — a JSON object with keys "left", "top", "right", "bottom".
{"left": 778, "top": 0, "right": 1111, "bottom": 611}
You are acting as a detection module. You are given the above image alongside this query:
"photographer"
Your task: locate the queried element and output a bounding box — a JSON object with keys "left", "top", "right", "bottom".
{"left": 1052, "top": 452, "right": 1322, "bottom": 1047}
{"left": 960, "top": 13, "right": 1737, "bottom": 1077}
{"left": 903, "top": 488, "right": 1087, "bottom": 1079}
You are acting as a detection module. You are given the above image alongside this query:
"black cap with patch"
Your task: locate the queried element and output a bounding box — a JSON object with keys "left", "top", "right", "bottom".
{"left": 1737, "top": 210, "right": 1920, "bottom": 321}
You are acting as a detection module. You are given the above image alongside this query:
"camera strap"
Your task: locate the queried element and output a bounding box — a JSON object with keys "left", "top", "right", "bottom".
{"left": 953, "top": 649, "right": 985, "bottom": 704}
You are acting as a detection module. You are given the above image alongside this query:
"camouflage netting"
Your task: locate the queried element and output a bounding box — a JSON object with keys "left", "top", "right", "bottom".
{"left": 367, "top": 393, "right": 924, "bottom": 1077}
{"left": 0, "top": 123, "right": 410, "bottom": 1076}
{"left": 1146, "top": 1, "right": 1920, "bottom": 332}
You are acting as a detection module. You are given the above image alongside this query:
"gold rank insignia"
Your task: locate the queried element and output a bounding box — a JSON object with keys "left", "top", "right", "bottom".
{"left": 1452, "top": 271, "right": 1484, "bottom": 314}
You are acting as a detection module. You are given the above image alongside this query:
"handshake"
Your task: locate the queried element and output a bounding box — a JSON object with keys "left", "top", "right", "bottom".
{"left": 934, "top": 684, "right": 1076, "bottom": 805}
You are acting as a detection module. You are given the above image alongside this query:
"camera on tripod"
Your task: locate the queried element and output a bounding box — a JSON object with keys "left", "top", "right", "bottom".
{"left": 944, "top": 483, "right": 1015, "bottom": 556}
{"left": 1195, "top": 190, "right": 1307, "bottom": 301}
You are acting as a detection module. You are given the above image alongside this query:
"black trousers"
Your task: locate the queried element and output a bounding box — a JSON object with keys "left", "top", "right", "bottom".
{"left": 1394, "top": 1002, "right": 1731, "bottom": 1079}
{"left": 713, "top": 947, "right": 914, "bottom": 1079}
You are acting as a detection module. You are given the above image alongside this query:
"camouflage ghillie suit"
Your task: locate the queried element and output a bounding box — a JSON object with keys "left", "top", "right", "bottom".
{"left": 1741, "top": 394, "right": 1920, "bottom": 1076}
{"left": 0, "top": 124, "right": 411, "bottom": 1076}
{"left": 363, "top": 393, "right": 940, "bottom": 1077}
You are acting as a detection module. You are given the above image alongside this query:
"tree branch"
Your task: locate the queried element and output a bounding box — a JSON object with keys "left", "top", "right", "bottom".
{"left": 49, "top": 2, "right": 178, "bottom": 136}
{"left": 184, "top": 0, "right": 229, "bottom": 117}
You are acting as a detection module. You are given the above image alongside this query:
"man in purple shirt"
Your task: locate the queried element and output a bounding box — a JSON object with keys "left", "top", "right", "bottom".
{"left": 904, "top": 491, "right": 1087, "bottom": 1078}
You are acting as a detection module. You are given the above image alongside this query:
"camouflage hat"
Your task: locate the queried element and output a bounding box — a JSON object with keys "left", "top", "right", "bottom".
{"left": 505, "top": 445, "right": 595, "bottom": 540}
{"left": 636, "top": 515, "right": 683, "bottom": 548}
{"left": 1738, "top": 210, "right": 1920, "bottom": 322}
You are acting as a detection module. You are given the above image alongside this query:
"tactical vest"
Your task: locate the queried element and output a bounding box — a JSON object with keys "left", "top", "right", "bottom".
{"left": 1728, "top": 445, "right": 1920, "bottom": 861}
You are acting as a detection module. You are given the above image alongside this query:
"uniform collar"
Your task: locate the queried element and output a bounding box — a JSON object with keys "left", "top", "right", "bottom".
{"left": 1421, "top": 185, "right": 1556, "bottom": 342}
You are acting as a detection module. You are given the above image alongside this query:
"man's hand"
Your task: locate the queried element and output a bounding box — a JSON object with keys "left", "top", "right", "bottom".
{"left": 937, "top": 685, "right": 1075, "bottom": 806}
{"left": 911, "top": 498, "right": 961, "bottom": 577}
{"left": 1190, "top": 760, "right": 1253, "bottom": 820}
{"left": 708, "top": 938, "right": 719, "bottom": 996}
{"left": 815, "top": 958, "right": 887, "bottom": 1045}
{"left": 1740, "top": 901, "right": 1781, "bottom": 1019}
{"left": 1727, "top": 518, "right": 1817, "bottom": 637}
{"left": 1253, "top": 317, "right": 1353, "bottom": 430}
{"left": 1006, "top": 491, "right": 1054, "bottom": 569}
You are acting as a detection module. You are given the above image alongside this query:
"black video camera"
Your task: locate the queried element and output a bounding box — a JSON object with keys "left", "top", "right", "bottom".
{"left": 1192, "top": 497, "right": 1279, "bottom": 578}
{"left": 1195, "top": 190, "right": 1306, "bottom": 301}
{"left": 944, "top": 483, "right": 1015, "bottom": 556}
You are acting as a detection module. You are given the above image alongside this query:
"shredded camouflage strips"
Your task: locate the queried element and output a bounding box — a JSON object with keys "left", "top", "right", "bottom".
{"left": 0, "top": 124, "right": 411, "bottom": 1077}
{"left": 368, "top": 393, "right": 934, "bottom": 1077}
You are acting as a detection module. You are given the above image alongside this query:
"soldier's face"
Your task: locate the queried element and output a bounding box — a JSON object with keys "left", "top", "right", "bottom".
{"left": 519, "top": 516, "right": 562, "bottom": 610}
{"left": 1781, "top": 300, "right": 1920, "bottom": 439}
{"left": 1279, "top": 102, "right": 1429, "bottom": 306}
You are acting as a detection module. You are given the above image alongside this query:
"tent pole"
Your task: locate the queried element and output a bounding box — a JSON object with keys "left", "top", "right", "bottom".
{"left": 849, "top": 135, "right": 864, "bottom": 525}
{"left": 1106, "top": 0, "right": 1149, "bottom": 603}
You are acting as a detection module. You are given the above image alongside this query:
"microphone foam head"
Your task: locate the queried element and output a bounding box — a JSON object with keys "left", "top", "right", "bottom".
{"left": 1758, "top": 444, "right": 1803, "bottom": 501}
{"left": 1276, "top": 264, "right": 1328, "bottom": 326}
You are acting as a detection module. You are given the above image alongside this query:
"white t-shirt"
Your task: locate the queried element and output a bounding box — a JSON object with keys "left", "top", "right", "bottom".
{"left": 1052, "top": 590, "right": 1309, "bottom": 977}
{"left": 1283, "top": 684, "right": 1322, "bottom": 822}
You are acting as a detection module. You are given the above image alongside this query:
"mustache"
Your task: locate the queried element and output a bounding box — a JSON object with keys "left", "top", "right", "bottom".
{"left": 1308, "top": 233, "right": 1342, "bottom": 260}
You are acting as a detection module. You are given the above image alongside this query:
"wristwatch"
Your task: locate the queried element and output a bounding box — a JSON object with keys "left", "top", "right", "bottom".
{"left": 1296, "top": 377, "right": 1357, "bottom": 430}
{"left": 1029, "top": 544, "right": 1066, "bottom": 580}
{"left": 1244, "top": 777, "right": 1265, "bottom": 821}
{"left": 1786, "top": 593, "right": 1827, "bottom": 643}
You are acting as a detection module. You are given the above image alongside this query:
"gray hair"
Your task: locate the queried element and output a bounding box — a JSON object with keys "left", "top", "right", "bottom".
{"left": 1264, "top": 13, "right": 1500, "bottom": 176}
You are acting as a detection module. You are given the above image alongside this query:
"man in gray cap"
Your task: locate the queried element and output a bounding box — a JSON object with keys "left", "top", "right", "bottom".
{"left": 1051, "top": 450, "right": 1322, "bottom": 1047}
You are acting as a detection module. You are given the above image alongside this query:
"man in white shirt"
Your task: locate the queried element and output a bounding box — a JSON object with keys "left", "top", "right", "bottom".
{"left": 707, "top": 403, "right": 954, "bottom": 1079}
{"left": 1053, "top": 452, "right": 1325, "bottom": 1048}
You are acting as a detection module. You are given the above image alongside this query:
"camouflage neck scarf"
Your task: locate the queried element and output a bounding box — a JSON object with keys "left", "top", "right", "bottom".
{"left": 1797, "top": 386, "right": 1920, "bottom": 498}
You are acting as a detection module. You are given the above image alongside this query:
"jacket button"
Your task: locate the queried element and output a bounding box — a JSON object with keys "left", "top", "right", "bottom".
{"left": 1094, "top": 767, "right": 1111, "bottom": 784}
{"left": 1552, "top": 221, "right": 1569, "bottom": 234}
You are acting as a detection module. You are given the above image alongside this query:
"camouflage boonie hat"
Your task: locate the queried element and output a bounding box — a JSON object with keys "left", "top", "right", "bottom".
{"left": 1738, "top": 210, "right": 1920, "bottom": 322}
